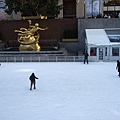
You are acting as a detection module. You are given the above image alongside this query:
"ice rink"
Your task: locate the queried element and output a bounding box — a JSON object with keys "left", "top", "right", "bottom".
{"left": 0, "top": 62, "right": 120, "bottom": 120}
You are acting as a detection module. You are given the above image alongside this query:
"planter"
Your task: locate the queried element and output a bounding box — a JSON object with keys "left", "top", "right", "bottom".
{"left": 62, "top": 39, "right": 78, "bottom": 42}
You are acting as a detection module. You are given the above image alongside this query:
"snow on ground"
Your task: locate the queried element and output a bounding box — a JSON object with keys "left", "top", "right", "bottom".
{"left": 0, "top": 62, "right": 120, "bottom": 120}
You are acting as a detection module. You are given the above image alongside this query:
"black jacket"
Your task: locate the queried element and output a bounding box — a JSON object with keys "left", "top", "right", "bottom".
{"left": 118, "top": 64, "right": 120, "bottom": 72}
{"left": 29, "top": 73, "right": 38, "bottom": 82}
{"left": 84, "top": 52, "right": 89, "bottom": 59}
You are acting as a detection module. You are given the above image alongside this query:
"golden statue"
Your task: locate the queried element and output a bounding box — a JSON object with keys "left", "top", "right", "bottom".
{"left": 15, "top": 20, "right": 47, "bottom": 51}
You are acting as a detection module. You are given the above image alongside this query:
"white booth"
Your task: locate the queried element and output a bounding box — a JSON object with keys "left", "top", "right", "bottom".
{"left": 85, "top": 29, "right": 120, "bottom": 62}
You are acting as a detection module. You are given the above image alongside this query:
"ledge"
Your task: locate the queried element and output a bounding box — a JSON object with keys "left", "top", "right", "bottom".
{"left": 62, "top": 39, "right": 78, "bottom": 42}
{"left": 22, "top": 16, "right": 47, "bottom": 20}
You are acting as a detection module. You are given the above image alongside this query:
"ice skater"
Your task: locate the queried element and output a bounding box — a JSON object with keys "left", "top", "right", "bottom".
{"left": 116, "top": 60, "right": 120, "bottom": 77}
{"left": 83, "top": 51, "right": 89, "bottom": 64}
{"left": 29, "top": 73, "right": 38, "bottom": 90}
{"left": 116, "top": 60, "right": 119, "bottom": 69}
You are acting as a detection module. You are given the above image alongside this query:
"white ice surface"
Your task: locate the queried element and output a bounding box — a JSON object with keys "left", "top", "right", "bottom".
{"left": 0, "top": 62, "right": 120, "bottom": 120}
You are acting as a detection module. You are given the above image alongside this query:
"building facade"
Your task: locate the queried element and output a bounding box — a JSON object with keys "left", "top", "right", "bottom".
{"left": 58, "top": 0, "right": 120, "bottom": 19}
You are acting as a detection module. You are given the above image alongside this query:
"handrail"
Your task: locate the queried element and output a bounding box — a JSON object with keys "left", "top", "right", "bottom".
{"left": 0, "top": 56, "right": 84, "bottom": 62}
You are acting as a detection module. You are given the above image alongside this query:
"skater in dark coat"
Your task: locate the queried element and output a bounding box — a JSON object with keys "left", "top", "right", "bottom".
{"left": 118, "top": 64, "right": 120, "bottom": 77}
{"left": 116, "top": 60, "right": 120, "bottom": 76}
{"left": 84, "top": 51, "right": 89, "bottom": 64}
{"left": 116, "top": 60, "right": 119, "bottom": 70}
{"left": 116, "top": 60, "right": 120, "bottom": 77}
{"left": 29, "top": 73, "right": 38, "bottom": 90}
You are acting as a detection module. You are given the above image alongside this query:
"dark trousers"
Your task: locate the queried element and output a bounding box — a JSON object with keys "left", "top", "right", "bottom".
{"left": 119, "top": 72, "right": 120, "bottom": 77}
{"left": 84, "top": 58, "right": 88, "bottom": 64}
{"left": 30, "top": 82, "right": 36, "bottom": 90}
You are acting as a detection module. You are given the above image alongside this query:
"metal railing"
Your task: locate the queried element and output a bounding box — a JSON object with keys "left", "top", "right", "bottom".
{"left": 0, "top": 56, "right": 84, "bottom": 62}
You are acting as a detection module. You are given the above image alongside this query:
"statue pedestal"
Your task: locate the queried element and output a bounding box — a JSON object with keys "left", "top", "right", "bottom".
{"left": 19, "top": 43, "right": 40, "bottom": 51}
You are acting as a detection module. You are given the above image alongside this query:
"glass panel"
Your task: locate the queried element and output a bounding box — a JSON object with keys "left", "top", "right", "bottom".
{"left": 105, "top": 47, "right": 107, "bottom": 56}
{"left": 112, "top": 47, "right": 119, "bottom": 56}
{"left": 86, "top": 0, "right": 102, "bottom": 17}
{"left": 99, "top": 48, "right": 103, "bottom": 60}
{"left": 108, "top": 36, "right": 120, "bottom": 42}
{"left": 90, "top": 47, "right": 96, "bottom": 56}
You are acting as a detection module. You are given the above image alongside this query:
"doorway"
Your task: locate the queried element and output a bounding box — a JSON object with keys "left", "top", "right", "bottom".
{"left": 63, "top": 0, "right": 76, "bottom": 18}
{"left": 99, "top": 48, "right": 104, "bottom": 61}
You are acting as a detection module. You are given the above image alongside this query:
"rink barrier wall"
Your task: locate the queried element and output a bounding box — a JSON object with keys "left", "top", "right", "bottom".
{"left": 0, "top": 56, "right": 84, "bottom": 62}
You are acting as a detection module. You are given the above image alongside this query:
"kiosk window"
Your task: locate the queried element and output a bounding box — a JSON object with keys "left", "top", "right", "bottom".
{"left": 112, "top": 47, "right": 119, "bottom": 56}
{"left": 90, "top": 47, "right": 96, "bottom": 56}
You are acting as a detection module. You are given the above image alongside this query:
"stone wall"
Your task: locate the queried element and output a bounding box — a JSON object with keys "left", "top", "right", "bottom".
{"left": 0, "top": 18, "right": 78, "bottom": 42}
{"left": 0, "top": 19, "right": 78, "bottom": 53}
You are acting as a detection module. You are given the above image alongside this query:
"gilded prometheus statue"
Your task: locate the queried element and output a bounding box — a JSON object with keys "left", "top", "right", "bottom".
{"left": 15, "top": 20, "right": 47, "bottom": 51}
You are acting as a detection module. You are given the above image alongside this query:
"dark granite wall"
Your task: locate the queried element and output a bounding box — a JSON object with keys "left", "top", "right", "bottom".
{"left": 0, "top": 19, "right": 78, "bottom": 42}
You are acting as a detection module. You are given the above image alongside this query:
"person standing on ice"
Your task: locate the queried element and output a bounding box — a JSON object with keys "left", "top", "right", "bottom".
{"left": 116, "top": 60, "right": 119, "bottom": 70}
{"left": 83, "top": 51, "right": 89, "bottom": 64}
{"left": 116, "top": 60, "right": 120, "bottom": 77}
{"left": 29, "top": 73, "right": 38, "bottom": 90}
